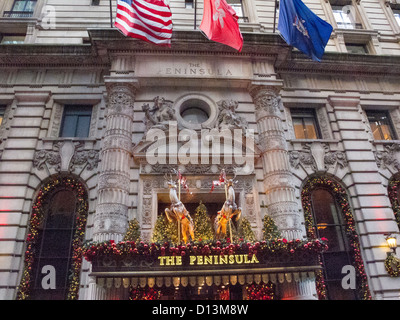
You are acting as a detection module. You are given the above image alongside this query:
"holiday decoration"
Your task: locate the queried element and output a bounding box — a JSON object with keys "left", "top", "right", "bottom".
{"left": 124, "top": 218, "right": 141, "bottom": 242}
{"left": 237, "top": 217, "right": 256, "bottom": 242}
{"left": 245, "top": 282, "right": 275, "bottom": 300}
{"left": 16, "top": 176, "right": 88, "bottom": 300}
{"left": 193, "top": 201, "right": 214, "bottom": 241}
{"left": 385, "top": 253, "right": 400, "bottom": 277}
{"left": 151, "top": 215, "right": 179, "bottom": 244}
{"left": 164, "top": 172, "right": 194, "bottom": 244}
{"left": 83, "top": 237, "right": 328, "bottom": 264}
{"left": 262, "top": 215, "right": 281, "bottom": 241}
{"left": 388, "top": 177, "right": 400, "bottom": 228}
{"left": 301, "top": 176, "right": 371, "bottom": 300}
{"left": 129, "top": 286, "right": 162, "bottom": 300}
{"left": 213, "top": 170, "right": 242, "bottom": 240}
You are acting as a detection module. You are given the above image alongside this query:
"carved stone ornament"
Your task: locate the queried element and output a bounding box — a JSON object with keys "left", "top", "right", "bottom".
{"left": 33, "top": 140, "right": 99, "bottom": 172}
{"left": 142, "top": 96, "right": 176, "bottom": 131}
{"left": 216, "top": 99, "right": 248, "bottom": 130}
{"left": 248, "top": 86, "right": 282, "bottom": 120}
{"left": 289, "top": 142, "right": 348, "bottom": 171}
{"left": 375, "top": 143, "right": 400, "bottom": 171}
{"left": 107, "top": 84, "right": 136, "bottom": 118}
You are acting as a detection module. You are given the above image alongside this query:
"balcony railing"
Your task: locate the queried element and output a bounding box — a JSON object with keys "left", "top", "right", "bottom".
{"left": 3, "top": 11, "right": 34, "bottom": 18}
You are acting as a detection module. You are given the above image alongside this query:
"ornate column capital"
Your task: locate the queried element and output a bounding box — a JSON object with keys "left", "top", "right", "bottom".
{"left": 104, "top": 76, "right": 139, "bottom": 119}
{"left": 248, "top": 83, "right": 283, "bottom": 121}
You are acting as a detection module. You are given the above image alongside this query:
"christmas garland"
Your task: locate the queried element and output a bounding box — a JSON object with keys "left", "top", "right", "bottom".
{"left": 129, "top": 286, "right": 162, "bottom": 300}
{"left": 245, "top": 282, "right": 275, "bottom": 300}
{"left": 83, "top": 237, "right": 328, "bottom": 263}
{"left": 388, "top": 177, "right": 400, "bottom": 228}
{"left": 384, "top": 254, "right": 400, "bottom": 277}
{"left": 301, "top": 176, "right": 371, "bottom": 300}
{"left": 16, "top": 176, "right": 88, "bottom": 300}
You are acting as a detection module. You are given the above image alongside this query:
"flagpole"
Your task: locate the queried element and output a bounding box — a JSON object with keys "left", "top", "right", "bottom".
{"left": 273, "top": 0, "right": 278, "bottom": 33}
{"left": 110, "top": 0, "right": 113, "bottom": 28}
{"left": 194, "top": 0, "right": 197, "bottom": 30}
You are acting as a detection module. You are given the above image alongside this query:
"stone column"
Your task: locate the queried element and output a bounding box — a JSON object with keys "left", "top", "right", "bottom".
{"left": 93, "top": 77, "right": 139, "bottom": 242}
{"left": 249, "top": 84, "right": 304, "bottom": 240}
{"left": 249, "top": 83, "right": 315, "bottom": 300}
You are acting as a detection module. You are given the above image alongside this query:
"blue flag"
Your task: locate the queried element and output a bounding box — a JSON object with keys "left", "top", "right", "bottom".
{"left": 278, "top": 0, "right": 333, "bottom": 61}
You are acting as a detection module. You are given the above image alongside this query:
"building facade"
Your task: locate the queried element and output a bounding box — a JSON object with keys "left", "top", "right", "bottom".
{"left": 1, "top": 0, "right": 400, "bottom": 300}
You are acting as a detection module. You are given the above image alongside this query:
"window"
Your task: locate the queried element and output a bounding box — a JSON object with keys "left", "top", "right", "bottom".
{"left": 181, "top": 107, "right": 209, "bottom": 124}
{"left": 11, "top": 0, "right": 37, "bottom": 12}
{"left": 331, "top": 4, "right": 362, "bottom": 29}
{"left": 0, "top": 106, "right": 5, "bottom": 127}
{"left": 179, "top": 98, "right": 210, "bottom": 125}
{"left": 291, "top": 108, "right": 321, "bottom": 139}
{"left": 366, "top": 110, "right": 397, "bottom": 140}
{"left": 345, "top": 43, "right": 368, "bottom": 54}
{"left": 22, "top": 176, "right": 89, "bottom": 300}
{"left": 4, "top": 0, "right": 37, "bottom": 17}
{"left": 91, "top": 0, "right": 100, "bottom": 5}
{"left": 185, "top": 0, "right": 193, "bottom": 9}
{"left": 393, "top": 9, "right": 400, "bottom": 27}
{"left": 227, "top": 0, "right": 248, "bottom": 22}
{"left": 30, "top": 190, "right": 77, "bottom": 299}
{"left": 310, "top": 188, "right": 358, "bottom": 300}
{"left": 0, "top": 35, "right": 25, "bottom": 44}
{"left": 59, "top": 105, "right": 92, "bottom": 138}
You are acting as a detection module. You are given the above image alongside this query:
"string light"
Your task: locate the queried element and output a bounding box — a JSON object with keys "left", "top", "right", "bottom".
{"left": 16, "top": 176, "right": 88, "bottom": 300}
{"left": 301, "top": 177, "right": 371, "bottom": 300}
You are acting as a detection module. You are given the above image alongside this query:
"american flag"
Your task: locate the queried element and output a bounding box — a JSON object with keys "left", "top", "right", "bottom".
{"left": 115, "top": 0, "right": 173, "bottom": 47}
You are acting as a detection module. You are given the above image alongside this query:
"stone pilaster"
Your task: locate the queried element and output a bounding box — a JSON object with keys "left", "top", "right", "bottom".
{"left": 249, "top": 84, "right": 304, "bottom": 241}
{"left": 93, "top": 77, "right": 139, "bottom": 242}
{"left": 328, "top": 95, "right": 400, "bottom": 299}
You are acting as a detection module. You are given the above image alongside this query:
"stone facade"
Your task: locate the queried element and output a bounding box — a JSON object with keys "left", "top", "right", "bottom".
{"left": 0, "top": 0, "right": 400, "bottom": 300}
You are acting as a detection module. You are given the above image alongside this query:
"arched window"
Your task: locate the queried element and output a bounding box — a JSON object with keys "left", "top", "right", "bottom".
{"left": 301, "top": 177, "right": 371, "bottom": 300}
{"left": 17, "top": 176, "right": 88, "bottom": 300}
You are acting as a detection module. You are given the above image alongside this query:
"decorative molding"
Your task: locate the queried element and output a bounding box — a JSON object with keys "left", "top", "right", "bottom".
{"left": 289, "top": 141, "right": 348, "bottom": 172}
{"left": 375, "top": 142, "right": 400, "bottom": 171}
{"left": 33, "top": 140, "right": 99, "bottom": 172}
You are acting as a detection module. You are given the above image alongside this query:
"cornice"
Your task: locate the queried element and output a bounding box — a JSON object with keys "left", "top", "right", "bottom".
{"left": 0, "top": 28, "right": 400, "bottom": 78}
{"left": 276, "top": 50, "right": 400, "bottom": 77}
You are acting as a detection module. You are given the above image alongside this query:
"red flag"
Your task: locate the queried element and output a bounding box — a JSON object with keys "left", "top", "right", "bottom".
{"left": 199, "top": 0, "right": 243, "bottom": 52}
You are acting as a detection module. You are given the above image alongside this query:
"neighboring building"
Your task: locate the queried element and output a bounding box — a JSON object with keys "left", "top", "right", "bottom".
{"left": 1, "top": 0, "right": 400, "bottom": 300}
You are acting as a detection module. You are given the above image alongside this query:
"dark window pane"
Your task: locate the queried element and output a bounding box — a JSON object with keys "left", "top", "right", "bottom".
{"left": 60, "top": 115, "right": 78, "bottom": 137}
{"left": 59, "top": 105, "right": 92, "bottom": 138}
{"left": 30, "top": 189, "right": 77, "bottom": 300}
{"left": 76, "top": 115, "right": 92, "bottom": 137}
